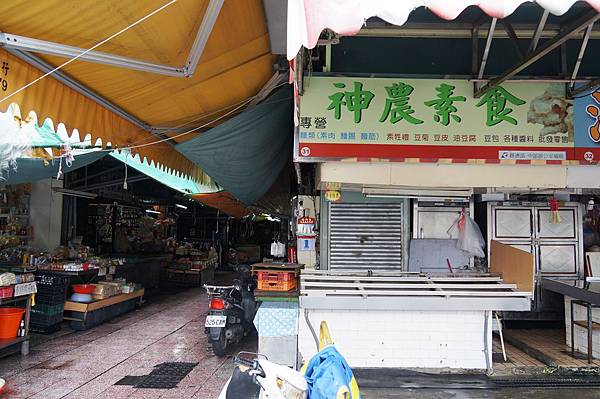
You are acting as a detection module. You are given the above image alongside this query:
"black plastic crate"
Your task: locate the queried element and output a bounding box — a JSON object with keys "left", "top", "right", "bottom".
{"left": 30, "top": 311, "right": 64, "bottom": 327}
{"left": 31, "top": 303, "right": 64, "bottom": 316}
{"left": 34, "top": 273, "right": 70, "bottom": 305}
{"left": 35, "top": 273, "right": 70, "bottom": 287}
{"left": 30, "top": 322, "right": 62, "bottom": 334}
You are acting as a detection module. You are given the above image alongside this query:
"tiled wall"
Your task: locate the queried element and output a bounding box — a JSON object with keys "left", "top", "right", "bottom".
{"left": 564, "top": 296, "right": 600, "bottom": 359}
{"left": 298, "top": 309, "right": 492, "bottom": 370}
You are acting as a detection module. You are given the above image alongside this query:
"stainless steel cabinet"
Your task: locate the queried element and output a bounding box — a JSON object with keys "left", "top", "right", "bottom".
{"left": 487, "top": 202, "right": 583, "bottom": 313}
{"left": 413, "top": 200, "right": 474, "bottom": 239}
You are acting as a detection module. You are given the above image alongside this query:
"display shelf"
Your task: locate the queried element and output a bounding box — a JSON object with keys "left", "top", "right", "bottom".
{"left": 0, "top": 336, "right": 27, "bottom": 351}
{"left": 0, "top": 292, "right": 33, "bottom": 356}
{"left": 64, "top": 289, "right": 144, "bottom": 313}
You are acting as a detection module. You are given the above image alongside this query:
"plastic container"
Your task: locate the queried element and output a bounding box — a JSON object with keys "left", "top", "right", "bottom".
{"left": 72, "top": 284, "right": 96, "bottom": 294}
{"left": 0, "top": 307, "right": 25, "bottom": 339}
{"left": 256, "top": 271, "right": 296, "bottom": 282}
{"left": 257, "top": 278, "right": 297, "bottom": 292}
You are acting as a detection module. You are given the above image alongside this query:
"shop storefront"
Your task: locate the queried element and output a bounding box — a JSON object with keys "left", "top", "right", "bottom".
{"left": 292, "top": 71, "right": 600, "bottom": 370}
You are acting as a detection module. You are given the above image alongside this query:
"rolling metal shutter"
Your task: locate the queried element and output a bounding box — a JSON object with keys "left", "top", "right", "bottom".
{"left": 328, "top": 203, "right": 403, "bottom": 270}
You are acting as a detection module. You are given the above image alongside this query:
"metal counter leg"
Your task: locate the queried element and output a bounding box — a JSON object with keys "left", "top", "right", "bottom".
{"left": 588, "top": 303, "right": 593, "bottom": 364}
{"left": 571, "top": 300, "right": 575, "bottom": 357}
{"left": 21, "top": 339, "right": 29, "bottom": 356}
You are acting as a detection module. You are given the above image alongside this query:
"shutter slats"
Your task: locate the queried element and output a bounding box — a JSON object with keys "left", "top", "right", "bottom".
{"left": 329, "top": 203, "right": 403, "bottom": 270}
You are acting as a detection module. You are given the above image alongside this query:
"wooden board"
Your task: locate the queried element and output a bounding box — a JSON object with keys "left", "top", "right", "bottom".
{"left": 251, "top": 262, "right": 304, "bottom": 270}
{"left": 586, "top": 252, "right": 600, "bottom": 277}
{"left": 490, "top": 240, "right": 534, "bottom": 293}
{"left": 65, "top": 289, "right": 144, "bottom": 312}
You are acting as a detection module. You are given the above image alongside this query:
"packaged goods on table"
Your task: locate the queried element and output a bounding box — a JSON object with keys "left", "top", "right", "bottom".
{"left": 92, "top": 281, "right": 122, "bottom": 300}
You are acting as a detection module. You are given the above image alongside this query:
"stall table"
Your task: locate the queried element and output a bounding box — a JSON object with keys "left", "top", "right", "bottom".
{"left": 542, "top": 278, "right": 600, "bottom": 362}
{"left": 299, "top": 271, "right": 532, "bottom": 371}
{"left": 64, "top": 289, "right": 144, "bottom": 330}
{"left": 254, "top": 289, "right": 300, "bottom": 368}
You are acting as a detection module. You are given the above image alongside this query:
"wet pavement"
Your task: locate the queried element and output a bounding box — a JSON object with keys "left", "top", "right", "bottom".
{"left": 1, "top": 287, "right": 599, "bottom": 398}
{"left": 0, "top": 288, "right": 246, "bottom": 398}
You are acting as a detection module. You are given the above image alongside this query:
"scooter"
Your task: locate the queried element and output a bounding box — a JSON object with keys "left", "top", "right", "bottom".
{"left": 204, "top": 265, "right": 257, "bottom": 357}
{"left": 218, "top": 353, "right": 307, "bottom": 399}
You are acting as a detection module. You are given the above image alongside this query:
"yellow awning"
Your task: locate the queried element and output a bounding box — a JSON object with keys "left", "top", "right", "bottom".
{"left": 0, "top": 0, "right": 276, "bottom": 180}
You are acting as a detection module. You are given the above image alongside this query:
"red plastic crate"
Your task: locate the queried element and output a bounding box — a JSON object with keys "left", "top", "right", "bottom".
{"left": 0, "top": 286, "right": 14, "bottom": 299}
{"left": 257, "top": 278, "right": 297, "bottom": 292}
{"left": 256, "top": 270, "right": 296, "bottom": 282}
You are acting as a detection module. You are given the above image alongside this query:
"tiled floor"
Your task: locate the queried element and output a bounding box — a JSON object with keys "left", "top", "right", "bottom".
{"left": 492, "top": 336, "right": 545, "bottom": 372}
{"left": 0, "top": 288, "right": 245, "bottom": 399}
{"left": 503, "top": 328, "right": 600, "bottom": 368}
{"left": 2, "top": 290, "right": 599, "bottom": 399}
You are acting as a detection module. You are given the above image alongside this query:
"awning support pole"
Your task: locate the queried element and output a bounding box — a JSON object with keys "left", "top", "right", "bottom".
{"left": 477, "top": 18, "right": 497, "bottom": 80}
{"left": 475, "top": 10, "right": 600, "bottom": 98}
{"left": 569, "top": 22, "right": 595, "bottom": 89}
{"left": 502, "top": 21, "right": 524, "bottom": 60}
{"left": 528, "top": 9, "right": 549, "bottom": 54}
{"left": 0, "top": 0, "right": 223, "bottom": 79}
{"left": 0, "top": 33, "right": 184, "bottom": 76}
{"left": 184, "top": 0, "right": 224, "bottom": 77}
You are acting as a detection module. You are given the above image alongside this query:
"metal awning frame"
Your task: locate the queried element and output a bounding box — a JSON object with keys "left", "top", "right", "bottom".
{"left": 0, "top": 0, "right": 224, "bottom": 144}
{"left": 340, "top": 5, "right": 600, "bottom": 97}
{"left": 473, "top": 9, "right": 600, "bottom": 97}
{"left": 0, "top": 0, "right": 223, "bottom": 78}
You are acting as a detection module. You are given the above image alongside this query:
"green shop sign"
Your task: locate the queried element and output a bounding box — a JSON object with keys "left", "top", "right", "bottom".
{"left": 297, "top": 77, "right": 574, "bottom": 161}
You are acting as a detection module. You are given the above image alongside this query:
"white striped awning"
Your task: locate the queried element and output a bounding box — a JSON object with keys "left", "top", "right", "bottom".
{"left": 287, "top": 0, "right": 600, "bottom": 59}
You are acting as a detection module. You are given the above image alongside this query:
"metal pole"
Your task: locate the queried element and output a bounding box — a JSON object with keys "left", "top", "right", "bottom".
{"left": 475, "top": 11, "right": 600, "bottom": 98}
{"left": 478, "top": 18, "right": 497, "bottom": 80}
{"left": 471, "top": 24, "right": 480, "bottom": 77}
{"left": 502, "top": 21, "right": 524, "bottom": 59}
{"left": 570, "top": 23, "right": 595, "bottom": 89}
{"left": 528, "top": 9, "right": 549, "bottom": 53}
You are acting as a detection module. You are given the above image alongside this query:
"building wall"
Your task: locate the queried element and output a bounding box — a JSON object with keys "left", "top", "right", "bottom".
{"left": 317, "top": 162, "right": 600, "bottom": 190}
{"left": 299, "top": 308, "right": 492, "bottom": 370}
{"left": 30, "top": 178, "right": 63, "bottom": 251}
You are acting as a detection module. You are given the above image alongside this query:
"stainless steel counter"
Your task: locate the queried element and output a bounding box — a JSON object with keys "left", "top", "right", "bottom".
{"left": 541, "top": 278, "right": 600, "bottom": 305}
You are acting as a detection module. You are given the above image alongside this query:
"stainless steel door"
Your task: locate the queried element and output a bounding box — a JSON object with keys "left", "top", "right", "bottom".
{"left": 493, "top": 208, "right": 533, "bottom": 240}
{"left": 538, "top": 243, "right": 578, "bottom": 274}
{"left": 537, "top": 209, "right": 577, "bottom": 240}
{"left": 416, "top": 210, "right": 462, "bottom": 239}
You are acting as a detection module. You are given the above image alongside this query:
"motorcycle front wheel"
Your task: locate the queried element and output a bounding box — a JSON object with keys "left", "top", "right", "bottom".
{"left": 212, "top": 329, "right": 228, "bottom": 357}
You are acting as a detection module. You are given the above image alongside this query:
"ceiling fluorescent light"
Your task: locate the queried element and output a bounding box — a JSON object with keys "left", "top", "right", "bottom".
{"left": 145, "top": 209, "right": 161, "bottom": 215}
{"left": 52, "top": 188, "right": 97, "bottom": 199}
{"left": 362, "top": 187, "right": 472, "bottom": 199}
{"left": 175, "top": 204, "right": 188, "bottom": 210}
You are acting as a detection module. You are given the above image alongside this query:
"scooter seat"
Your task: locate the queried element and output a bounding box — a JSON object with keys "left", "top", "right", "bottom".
{"left": 225, "top": 367, "right": 260, "bottom": 399}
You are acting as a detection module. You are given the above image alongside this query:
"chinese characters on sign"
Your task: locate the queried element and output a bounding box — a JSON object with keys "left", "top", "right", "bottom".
{"left": 0, "top": 61, "right": 9, "bottom": 92}
{"left": 327, "top": 80, "right": 524, "bottom": 127}
{"left": 298, "top": 77, "right": 575, "bottom": 161}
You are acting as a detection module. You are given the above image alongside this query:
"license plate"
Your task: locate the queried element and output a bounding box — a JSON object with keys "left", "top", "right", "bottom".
{"left": 205, "top": 315, "right": 227, "bottom": 327}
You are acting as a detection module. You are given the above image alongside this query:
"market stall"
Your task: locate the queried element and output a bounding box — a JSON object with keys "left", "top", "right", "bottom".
{"left": 298, "top": 260, "right": 532, "bottom": 371}
{"left": 0, "top": 270, "right": 37, "bottom": 356}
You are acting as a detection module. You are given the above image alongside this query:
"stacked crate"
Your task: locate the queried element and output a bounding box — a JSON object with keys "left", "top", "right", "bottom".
{"left": 30, "top": 273, "right": 70, "bottom": 333}
{"left": 252, "top": 263, "right": 301, "bottom": 292}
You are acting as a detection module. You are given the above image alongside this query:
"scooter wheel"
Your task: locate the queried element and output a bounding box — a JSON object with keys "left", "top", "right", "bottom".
{"left": 212, "top": 330, "right": 228, "bottom": 357}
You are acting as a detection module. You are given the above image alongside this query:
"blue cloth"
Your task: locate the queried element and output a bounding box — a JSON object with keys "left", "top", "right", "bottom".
{"left": 1, "top": 151, "right": 106, "bottom": 184}
{"left": 253, "top": 301, "right": 298, "bottom": 337}
{"left": 176, "top": 87, "right": 293, "bottom": 205}
{"left": 304, "top": 346, "right": 360, "bottom": 399}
